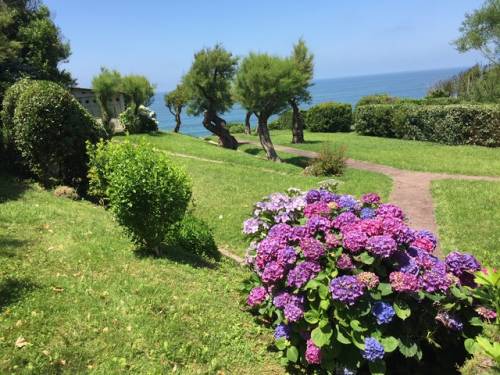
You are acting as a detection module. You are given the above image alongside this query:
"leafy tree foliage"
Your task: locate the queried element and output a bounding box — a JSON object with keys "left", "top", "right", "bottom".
{"left": 183, "top": 44, "right": 239, "bottom": 149}
{"left": 235, "top": 53, "right": 297, "bottom": 161}
{"left": 164, "top": 83, "right": 189, "bottom": 133}
{"left": 454, "top": 0, "right": 500, "bottom": 64}
{"left": 289, "top": 39, "right": 314, "bottom": 144}
{"left": 0, "top": 0, "right": 73, "bottom": 103}
{"left": 121, "top": 74, "right": 155, "bottom": 113}
{"left": 91, "top": 67, "right": 122, "bottom": 132}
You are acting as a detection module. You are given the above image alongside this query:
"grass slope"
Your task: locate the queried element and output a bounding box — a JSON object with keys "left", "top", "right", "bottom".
{"left": 432, "top": 180, "right": 500, "bottom": 267}
{"left": 238, "top": 130, "right": 500, "bottom": 176}
{"left": 126, "top": 132, "right": 392, "bottom": 255}
{"left": 0, "top": 176, "right": 284, "bottom": 374}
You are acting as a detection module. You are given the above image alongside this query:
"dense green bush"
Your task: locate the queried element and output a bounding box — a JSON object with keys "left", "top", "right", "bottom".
{"left": 356, "top": 94, "right": 464, "bottom": 108}
{"left": 12, "top": 80, "right": 104, "bottom": 186}
{"left": 305, "top": 102, "right": 352, "bottom": 132}
{"left": 119, "top": 105, "right": 158, "bottom": 134}
{"left": 87, "top": 141, "right": 191, "bottom": 254}
{"left": 168, "top": 213, "right": 220, "bottom": 260}
{"left": 356, "top": 93, "right": 398, "bottom": 107}
{"left": 226, "top": 122, "right": 246, "bottom": 134}
{"left": 305, "top": 143, "right": 347, "bottom": 176}
{"left": 354, "top": 104, "right": 500, "bottom": 146}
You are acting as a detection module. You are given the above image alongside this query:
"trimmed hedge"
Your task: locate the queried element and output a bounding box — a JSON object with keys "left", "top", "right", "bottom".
{"left": 305, "top": 102, "right": 352, "bottom": 132}
{"left": 354, "top": 104, "right": 500, "bottom": 147}
{"left": 356, "top": 94, "right": 466, "bottom": 108}
{"left": 13, "top": 80, "right": 105, "bottom": 186}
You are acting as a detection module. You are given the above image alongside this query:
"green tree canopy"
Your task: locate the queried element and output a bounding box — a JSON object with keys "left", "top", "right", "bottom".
{"left": 91, "top": 67, "right": 122, "bottom": 131}
{"left": 0, "top": 0, "right": 73, "bottom": 102}
{"left": 121, "top": 74, "right": 155, "bottom": 112}
{"left": 183, "top": 44, "right": 239, "bottom": 149}
{"left": 454, "top": 0, "right": 500, "bottom": 64}
{"left": 164, "top": 83, "right": 189, "bottom": 133}
{"left": 234, "top": 53, "right": 296, "bottom": 160}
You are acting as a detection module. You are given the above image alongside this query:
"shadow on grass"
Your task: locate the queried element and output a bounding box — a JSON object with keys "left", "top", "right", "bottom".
{"left": 0, "top": 278, "right": 38, "bottom": 312}
{"left": 0, "top": 175, "right": 30, "bottom": 203}
{"left": 0, "top": 236, "right": 30, "bottom": 258}
{"left": 283, "top": 156, "right": 310, "bottom": 169}
{"left": 135, "top": 242, "right": 220, "bottom": 269}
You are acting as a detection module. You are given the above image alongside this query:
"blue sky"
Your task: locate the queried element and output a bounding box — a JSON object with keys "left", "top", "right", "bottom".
{"left": 44, "top": 0, "right": 486, "bottom": 91}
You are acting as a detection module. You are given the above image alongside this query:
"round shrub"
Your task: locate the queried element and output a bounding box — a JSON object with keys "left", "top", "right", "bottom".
{"left": 304, "top": 144, "right": 347, "bottom": 177}
{"left": 356, "top": 93, "right": 398, "bottom": 107}
{"left": 305, "top": 102, "right": 352, "bottom": 132}
{"left": 119, "top": 105, "right": 158, "bottom": 134}
{"left": 1, "top": 78, "right": 35, "bottom": 145}
{"left": 53, "top": 185, "right": 79, "bottom": 200}
{"left": 168, "top": 213, "right": 220, "bottom": 260}
{"left": 242, "top": 188, "right": 492, "bottom": 373}
{"left": 12, "top": 80, "right": 105, "bottom": 186}
{"left": 88, "top": 141, "right": 191, "bottom": 254}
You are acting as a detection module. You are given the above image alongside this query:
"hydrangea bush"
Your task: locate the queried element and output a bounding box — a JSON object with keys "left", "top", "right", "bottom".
{"left": 242, "top": 188, "right": 497, "bottom": 374}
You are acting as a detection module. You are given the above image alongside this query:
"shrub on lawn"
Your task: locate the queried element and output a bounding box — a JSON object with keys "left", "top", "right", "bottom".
{"left": 87, "top": 140, "right": 191, "bottom": 254}
{"left": 226, "top": 122, "right": 246, "bottom": 134}
{"left": 119, "top": 105, "right": 158, "bottom": 134}
{"left": 12, "top": 80, "right": 105, "bottom": 187}
{"left": 305, "top": 102, "right": 352, "bottom": 132}
{"left": 167, "top": 213, "right": 220, "bottom": 260}
{"left": 305, "top": 144, "right": 346, "bottom": 177}
{"left": 53, "top": 185, "right": 80, "bottom": 200}
{"left": 241, "top": 188, "right": 496, "bottom": 373}
{"left": 354, "top": 104, "right": 500, "bottom": 146}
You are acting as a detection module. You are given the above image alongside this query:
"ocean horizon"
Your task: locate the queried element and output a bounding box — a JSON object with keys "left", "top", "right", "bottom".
{"left": 150, "top": 66, "right": 465, "bottom": 137}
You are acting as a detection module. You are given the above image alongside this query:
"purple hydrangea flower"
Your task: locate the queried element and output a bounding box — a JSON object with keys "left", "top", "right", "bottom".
{"left": 287, "top": 261, "right": 321, "bottom": 288}
{"left": 445, "top": 251, "right": 481, "bottom": 277}
{"left": 304, "top": 201, "right": 331, "bottom": 218}
{"left": 357, "top": 272, "right": 380, "bottom": 289}
{"left": 284, "top": 295, "right": 305, "bottom": 322}
{"left": 361, "top": 193, "right": 381, "bottom": 205}
{"left": 268, "top": 223, "right": 293, "bottom": 243}
{"left": 306, "top": 215, "right": 332, "bottom": 235}
{"left": 273, "top": 291, "right": 292, "bottom": 308}
{"left": 306, "top": 190, "right": 321, "bottom": 204}
{"left": 357, "top": 219, "right": 383, "bottom": 237}
{"left": 421, "top": 264, "right": 452, "bottom": 293}
{"left": 393, "top": 251, "right": 420, "bottom": 275}
{"left": 262, "top": 261, "right": 285, "bottom": 284}
{"left": 247, "top": 286, "right": 268, "bottom": 306}
{"left": 360, "top": 207, "right": 376, "bottom": 220}
{"left": 305, "top": 339, "right": 322, "bottom": 364}
{"left": 274, "top": 324, "right": 291, "bottom": 339}
{"left": 326, "top": 232, "right": 340, "bottom": 248}
{"left": 319, "top": 189, "right": 338, "bottom": 203}
{"left": 333, "top": 212, "right": 360, "bottom": 230}
{"left": 255, "top": 238, "right": 281, "bottom": 269}
{"left": 372, "top": 301, "right": 395, "bottom": 324}
{"left": 414, "top": 229, "right": 437, "bottom": 246}
{"left": 290, "top": 226, "right": 308, "bottom": 243}
{"left": 362, "top": 337, "right": 385, "bottom": 362}
{"left": 330, "top": 275, "right": 365, "bottom": 306}
{"left": 410, "top": 237, "right": 436, "bottom": 254}
{"left": 300, "top": 237, "right": 325, "bottom": 261}
{"left": 243, "top": 218, "right": 264, "bottom": 234}
{"left": 366, "top": 235, "right": 397, "bottom": 258}
{"left": 336, "top": 253, "right": 355, "bottom": 270}
{"left": 338, "top": 195, "right": 359, "bottom": 210}
{"left": 277, "top": 246, "right": 297, "bottom": 266}
{"left": 342, "top": 230, "right": 368, "bottom": 253}
{"left": 377, "top": 204, "right": 405, "bottom": 220}
{"left": 436, "top": 311, "right": 463, "bottom": 331}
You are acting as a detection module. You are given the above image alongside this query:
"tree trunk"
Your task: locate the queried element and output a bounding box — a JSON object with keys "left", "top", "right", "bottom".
{"left": 203, "top": 110, "right": 239, "bottom": 149}
{"left": 257, "top": 115, "right": 280, "bottom": 162}
{"left": 290, "top": 100, "right": 305, "bottom": 144}
{"left": 244, "top": 111, "right": 252, "bottom": 135}
{"left": 174, "top": 111, "right": 181, "bottom": 133}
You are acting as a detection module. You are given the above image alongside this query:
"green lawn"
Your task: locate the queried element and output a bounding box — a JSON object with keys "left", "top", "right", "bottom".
{"left": 238, "top": 130, "right": 500, "bottom": 176}
{"left": 432, "top": 180, "right": 500, "bottom": 267}
{"left": 0, "top": 176, "right": 284, "bottom": 374}
{"left": 125, "top": 132, "right": 392, "bottom": 255}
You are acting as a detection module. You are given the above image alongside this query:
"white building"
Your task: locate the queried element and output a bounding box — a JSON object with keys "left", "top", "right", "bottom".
{"left": 71, "top": 87, "right": 126, "bottom": 119}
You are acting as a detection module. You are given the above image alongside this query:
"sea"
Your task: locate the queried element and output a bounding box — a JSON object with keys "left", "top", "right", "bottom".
{"left": 149, "top": 67, "right": 463, "bottom": 137}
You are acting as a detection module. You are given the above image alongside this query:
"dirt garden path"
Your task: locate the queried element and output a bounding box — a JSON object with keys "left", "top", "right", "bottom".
{"left": 238, "top": 140, "right": 500, "bottom": 250}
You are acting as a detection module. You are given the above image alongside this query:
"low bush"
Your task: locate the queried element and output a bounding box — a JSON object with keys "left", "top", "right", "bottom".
{"left": 167, "top": 213, "right": 220, "bottom": 260}
{"left": 226, "top": 122, "right": 246, "bottom": 134}
{"left": 354, "top": 104, "right": 500, "bottom": 146}
{"left": 356, "top": 94, "right": 463, "bottom": 108}
{"left": 305, "top": 102, "right": 352, "bottom": 132}
{"left": 53, "top": 185, "right": 80, "bottom": 200}
{"left": 242, "top": 188, "right": 497, "bottom": 374}
{"left": 356, "top": 94, "right": 398, "bottom": 107}
{"left": 305, "top": 144, "right": 347, "bottom": 177}
{"left": 119, "top": 105, "right": 158, "bottom": 134}
{"left": 87, "top": 140, "right": 191, "bottom": 254}
{"left": 12, "top": 80, "right": 105, "bottom": 187}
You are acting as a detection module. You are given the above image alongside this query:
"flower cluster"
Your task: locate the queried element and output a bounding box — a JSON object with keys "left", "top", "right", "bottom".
{"left": 243, "top": 188, "right": 488, "bottom": 372}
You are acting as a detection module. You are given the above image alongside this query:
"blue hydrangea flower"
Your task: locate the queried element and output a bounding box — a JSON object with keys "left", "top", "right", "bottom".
{"left": 360, "top": 207, "right": 375, "bottom": 220}
{"left": 274, "top": 324, "right": 291, "bottom": 339}
{"left": 362, "top": 337, "right": 384, "bottom": 362}
{"left": 371, "top": 301, "right": 395, "bottom": 324}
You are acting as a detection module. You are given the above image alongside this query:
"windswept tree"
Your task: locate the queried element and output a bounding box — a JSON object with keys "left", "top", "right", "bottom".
{"left": 164, "top": 83, "right": 189, "bottom": 133}
{"left": 454, "top": 0, "right": 500, "bottom": 64}
{"left": 183, "top": 44, "right": 239, "bottom": 149}
{"left": 91, "top": 67, "right": 122, "bottom": 132}
{"left": 288, "top": 38, "right": 314, "bottom": 144}
{"left": 235, "top": 53, "right": 296, "bottom": 161}
{"left": 244, "top": 111, "right": 252, "bottom": 134}
{"left": 121, "top": 74, "right": 155, "bottom": 114}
